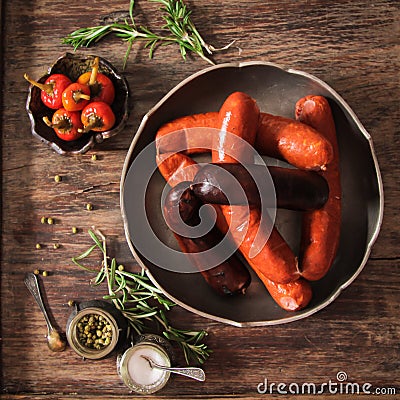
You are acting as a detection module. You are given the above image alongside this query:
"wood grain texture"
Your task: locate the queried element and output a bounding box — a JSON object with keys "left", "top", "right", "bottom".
{"left": 1, "top": 0, "right": 399, "bottom": 398}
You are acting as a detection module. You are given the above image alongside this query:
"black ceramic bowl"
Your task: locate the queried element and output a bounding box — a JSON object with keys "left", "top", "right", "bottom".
{"left": 120, "top": 61, "right": 383, "bottom": 327}
{"left": 26, "top": 53, "right": 129, "bottom": 155}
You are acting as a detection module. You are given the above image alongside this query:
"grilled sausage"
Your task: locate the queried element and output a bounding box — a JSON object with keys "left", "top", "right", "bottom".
{"left": 163, "top": 182, "right": 251, "bottom": 295}
{"left": 155, "top": 111, "right": 333, "bottom": 170}
{"left": 156, "top": 151, "right": 201, "bottom": 188}
{"left": 256, "top": 113, "right": 333, "bottom": 171}
{"left": 212, "top": 92, "right": 300, "bottom": 285}
{"left": 295, "top": 95, "right": 341, "bottom": 280}
{"left": 192, "top": 163, "right": 329, "bottom": 211}
{"left": 259, "top": 274, "right": 313, "bottom": 311}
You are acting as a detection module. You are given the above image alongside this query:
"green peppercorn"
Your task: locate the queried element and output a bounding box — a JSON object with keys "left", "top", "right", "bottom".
{"left": 54, "top": 175, "right": 62, "bottom": 183}
{"left": 42, "top": 271, "right": 48, "bottom": 277}
{"left": 40, "top": 216, "right": 47, "bottom": 224}
{"left": 118, "top": 265, "right": 124, "bottom": 271}
{"left": 35, "top": 243, "right": 42, "bottom": 250}
{"left": 91, "top": 154, "right": 98, "bottom": 161}
{"left": 76, "top": 312, "right": 113, "bottom": 350}
{"left": 72, "top": 226, "right": 78, "bottom": 234}
{"left": 68, "top": 300, "right": 75, "bottom": 307}
{"left": 47, "top": 217, "right": 54, "bottom": 225}
{"left": 86, "top": 203, "right": 93, "bottom": 211}
{"left": 33, "top": 269, "right": 40, "bottom": 275}
{"left": 53, "top": 243, "right": 60, "bottom": 249}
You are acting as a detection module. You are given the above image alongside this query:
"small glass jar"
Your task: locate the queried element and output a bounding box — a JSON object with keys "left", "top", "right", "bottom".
{"left": 117, "top": 334, "right": 174, "bottom": 394}
{"left": 66, "top": 300, "right": 129, "bottom": 360}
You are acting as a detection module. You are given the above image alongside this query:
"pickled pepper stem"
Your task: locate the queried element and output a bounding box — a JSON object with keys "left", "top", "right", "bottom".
{"left": 89, "top": 57, "right": 100, "bottom": 86}
{"left": 78, "top": 116, "right": 103, "bottom": 134}
{"left": 43, "top": 116, "right": 53, "bottom": 127}
{"left": 72, "top": 91, "right": 91, "bottom": 102}
{"left": 24, "top": 73, "right": 54, "bottom": 94}
{"left": 43, "top": 116, "right": 70, "bottom": 130}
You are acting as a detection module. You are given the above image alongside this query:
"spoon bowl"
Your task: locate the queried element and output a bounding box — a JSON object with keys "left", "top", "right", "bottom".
{"left": 24, "top": 273, "right": 67, "bottom": 352}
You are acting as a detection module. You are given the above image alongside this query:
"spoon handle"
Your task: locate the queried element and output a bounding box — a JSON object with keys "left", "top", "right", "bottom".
{"left": 24, "top": 273, "right": 53, "bottom": 330}
{"left": 162, "top": 366, "right": 206, "bottom": 381}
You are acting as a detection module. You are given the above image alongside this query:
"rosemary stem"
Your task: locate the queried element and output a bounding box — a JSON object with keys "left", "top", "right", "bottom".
{"left": 72, "top": 228, "right": 211, "bottom": 365}
{"left": 61, "top": 0, "right": 233, "bottom": 66}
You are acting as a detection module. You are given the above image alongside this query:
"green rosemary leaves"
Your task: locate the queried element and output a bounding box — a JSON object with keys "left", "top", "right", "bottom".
{"left": 62, "top": 0, "right": 234, "bottom": 67}
{"left": 72, "top": 228, "right": 211, "bottom": 365}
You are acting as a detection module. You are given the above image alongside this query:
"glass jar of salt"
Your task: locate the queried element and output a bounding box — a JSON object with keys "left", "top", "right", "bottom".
{"left": 117, "top": 334, "right": 173, "bottom": 394}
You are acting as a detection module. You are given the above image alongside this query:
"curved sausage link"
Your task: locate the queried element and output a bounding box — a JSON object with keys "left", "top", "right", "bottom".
{"left": 155, "top": 111, "right": 333, "bottom": 171}
{"left": 156, "top": 151, "right": 201, "bottom": 188}
{"left": 212, "top": 92, "right": 299, "bottom": 285}
{"left": 163, "top": 182, "right": 251, "bottom": 295}
{"left": 156, "top": 152, "right": 251, "bottom": 295}
{"left": 256, "top": 113, "right": 333, "bottom": 171}
{"left": 259, "top": 274, "right": 313, "bottom": 311}
{"left": 295, "top": 95, "right": 341, "bottom": 281}
{"left": 192, "top": 163, "right": 329, "bottom": 211}
{"left": 156, "top": 112, "right": 218, "bottom": 154}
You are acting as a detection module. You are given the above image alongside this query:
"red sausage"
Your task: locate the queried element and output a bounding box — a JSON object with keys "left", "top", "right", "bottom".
{"left": 256, "top": 113, "right": 334, "bottom": 171}
{"left": 212, "top": 92, "right": 299, "bottom": 285}
{"left": 156, "top": 152, "right": 201, "bottom": 187}
{"left": 212, "top": 92, "right": 259, "bottom": 163}
{"left": 156, "top": 112, "right": 218, "bottom": 154}
{"left": 163, "top": 183, "right": 251, "bottom": 295}
{"left": 295, "top": 95, "right": 341, "bottom": 281}
{"left": 155, "top": 111, "right": 333, "bottom": 171}
{"left": 258, "top": 273, "right": 312, "bottom": 311}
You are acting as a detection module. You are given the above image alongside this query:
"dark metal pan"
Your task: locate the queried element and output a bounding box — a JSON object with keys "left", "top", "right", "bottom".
{"left": 120, "top": 62, "right": 383, "bottom": 326}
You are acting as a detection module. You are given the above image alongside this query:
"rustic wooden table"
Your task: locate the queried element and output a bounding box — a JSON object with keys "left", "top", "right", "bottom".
{"left": 1, "top": 0, "right": 399, "bottom": 399}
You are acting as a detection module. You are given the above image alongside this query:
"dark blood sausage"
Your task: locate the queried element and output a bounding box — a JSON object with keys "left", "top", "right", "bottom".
{"left": 163, "top": 182, "right": 251, "bottom": 295}
{"left": 212, "top": 92, "right": 300, "bottom": 285}
{"left": 295, "top": 95, "right": 341, "bottom": 281}
{"left": 155, "top": 112, "right": 333, "bottom": 171}
{"left": 156, "top": 151, "right": 236, "bottom": 236}
{"left": 191, "top": 163, "right": 329, "bottom": 211}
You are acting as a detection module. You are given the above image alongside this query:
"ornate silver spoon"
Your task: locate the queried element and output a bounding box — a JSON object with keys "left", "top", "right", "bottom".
{"left": 24, "top": 272, "right": 66, "bottom": 352}
{"left": 141, "top": 355, "right": 205, "bottom": 381}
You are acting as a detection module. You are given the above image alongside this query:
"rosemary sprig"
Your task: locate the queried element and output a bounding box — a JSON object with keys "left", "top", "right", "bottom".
{"left": 62, "top": 0, "right": 234, "bottom": 67}
{"left": 72, "top": 228, "right": 211, "bottom": 365}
